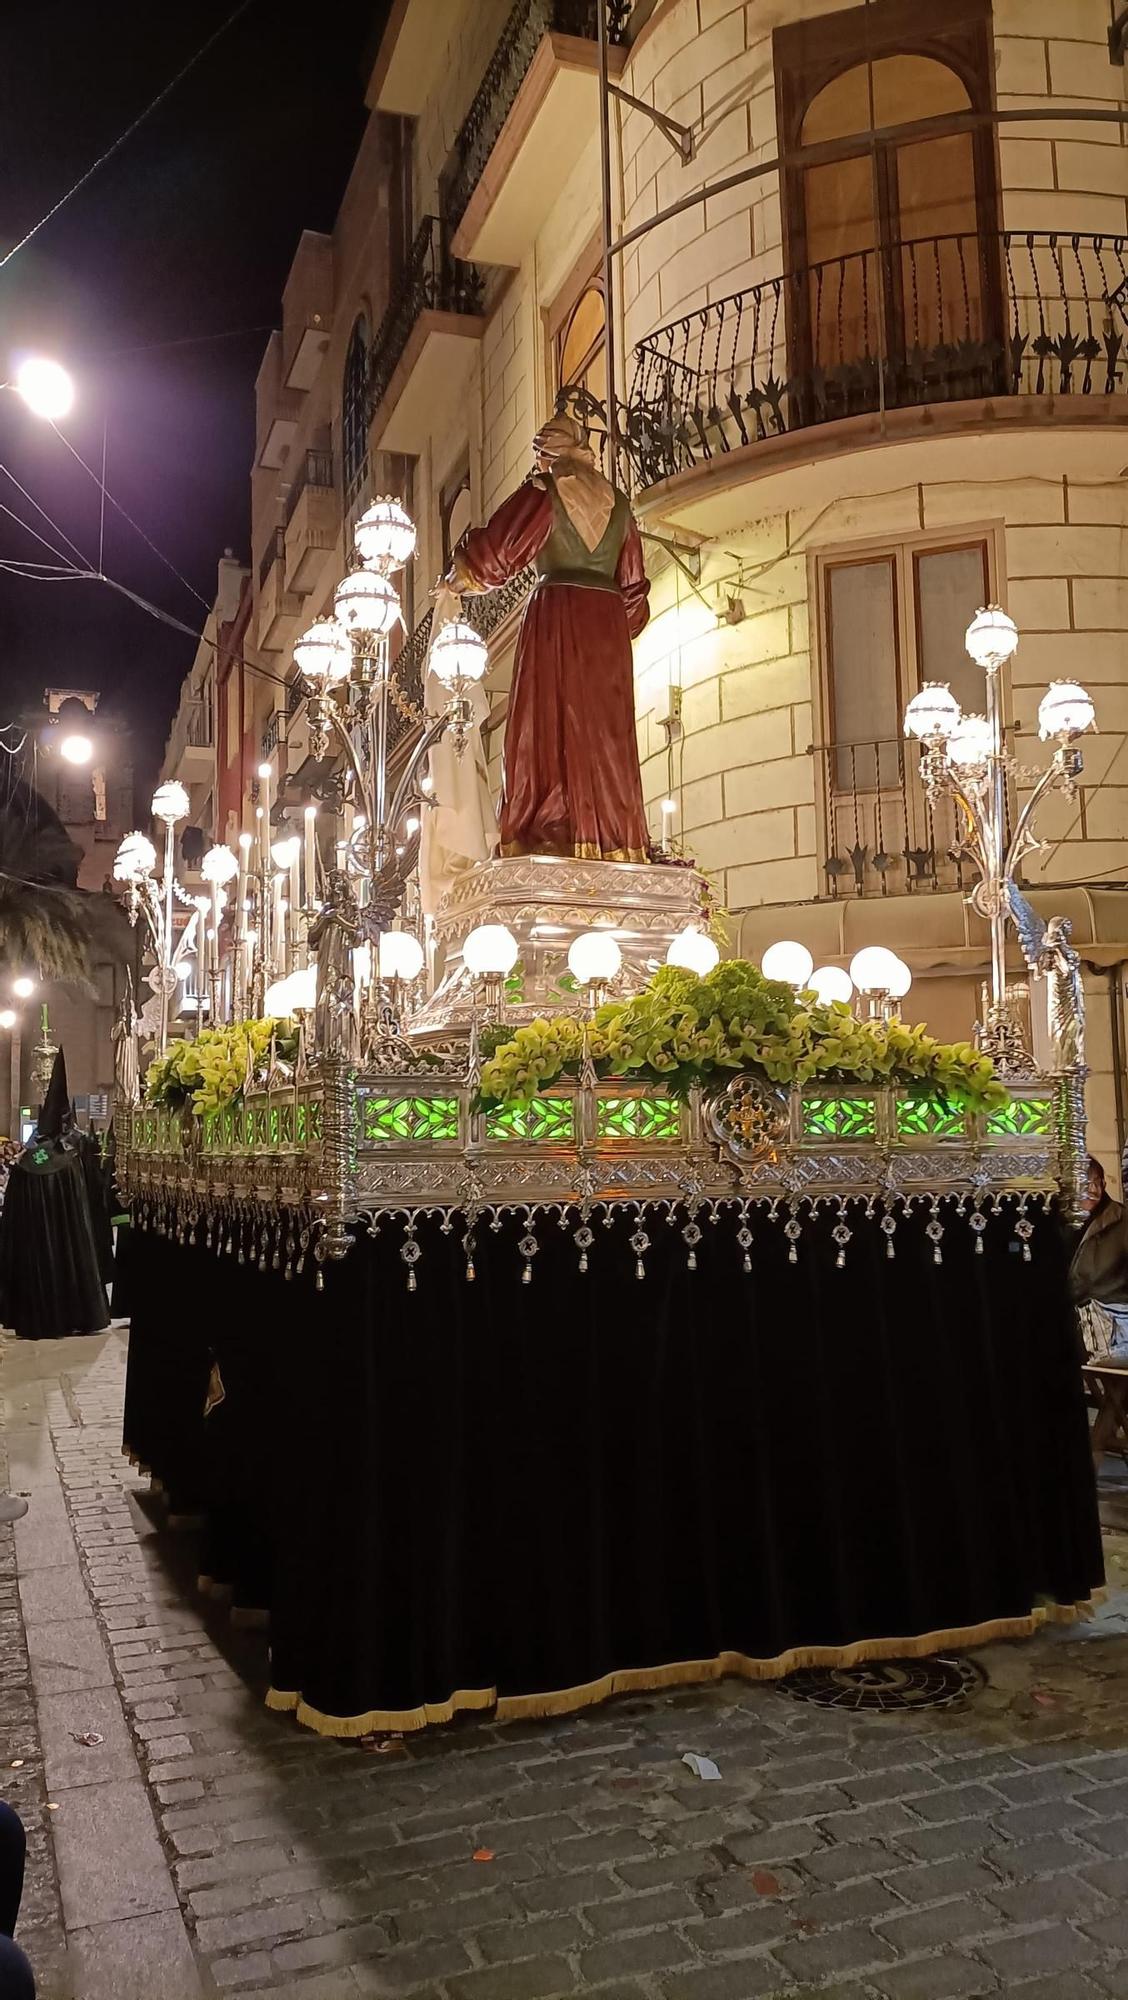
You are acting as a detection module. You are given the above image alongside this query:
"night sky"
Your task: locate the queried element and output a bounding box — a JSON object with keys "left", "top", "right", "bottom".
{"left": 1, "top": 0, "right": 384, "bottom": 784}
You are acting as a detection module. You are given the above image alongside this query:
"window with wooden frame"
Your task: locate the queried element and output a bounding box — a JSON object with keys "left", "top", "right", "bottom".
{"left": 819, "top": 533, "right": 991, "bottom": 789}
{"left": 774, "top": 0, "right": 1001, "bottom": 396}
{"left": 546, "top": 237, "right": 607, "bottom": 438}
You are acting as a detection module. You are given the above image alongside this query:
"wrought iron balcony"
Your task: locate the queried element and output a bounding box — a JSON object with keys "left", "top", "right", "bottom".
{"left": 625, "top": 230, "right": 1128, "bottom": 489}
{"left": 282, "top": 449, "right": 334, "bottom": 530}
{"left": 445, "top": 0, "right": 632, "bottom": 240}
{"left": 367, "top": 216, "right": 484, "bottom": 419}
{"left": 811, "top": 735, "right": 1007, "bottom": 901}
{"left": 262, "top": 711, "right": 284, "bottom": 760}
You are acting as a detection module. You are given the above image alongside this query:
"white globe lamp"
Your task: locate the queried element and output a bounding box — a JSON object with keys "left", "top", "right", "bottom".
{"left": 463, "top": 924, "right": 520, "bottom": 978}
{"left": 568, "top": 931, "right": 622, "bottom": 987}
{"left": 430, "top": 621, "right": 488, "bottom": 685}
{"left": 666, "top": 927, "right": 720, "bottom": 975}
{"left": 849, "top": 945, "right": 904, "bottom": 995}
{"left": 761, "top": 940, "right": 814, "bottom": 989}
{"left": 334, "top": 565, "right": 402, "bottom": 637}
{"left": 809, "top": 964, "right": 853, "bottom": 1006}
{"left": 354, "top": 498, "right": 416, "bottom": 572}
{"left": 201, "top": 844, "right": 239, "bottom": 886}
{"left": 945, "top": 713, "right": 994, "bottom": 769}
{"left": 965, "top": 604, "right": 1018, "bottom": 670}
{"left": 113, "top": 831, "right": 156, "bottom": 881}
{"left": 151, "top": 781, "right": 190, "bottom": 825}
{"left": 294, "top": 617, "right": 351, "bottom": 686}
{"left": 1038, "top": 681, "right": 1095, "bottom": 742}
{"left": 904, "top": 683, "right": 961, "bottom": 742}
{"left": 378, "top": 932, "right": 425, "bottom": 982}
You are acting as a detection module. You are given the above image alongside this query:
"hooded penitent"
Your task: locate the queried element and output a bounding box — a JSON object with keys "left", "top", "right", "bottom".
{"left": 0, "top": 1048, "right": 110, "bottom": 1339}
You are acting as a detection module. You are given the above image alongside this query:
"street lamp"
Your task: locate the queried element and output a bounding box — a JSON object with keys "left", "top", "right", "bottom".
{"left": 11, "top": 356, "right": 75, "bottom": 421}
{"left": 903, "top": 604, "right": 1095, "bottom": 1069}
{"left": 11, "top": 977, "right": 35, "bottom": 1001}
{"left": 293, "top": 497, "right": 487, "bottom": 1037}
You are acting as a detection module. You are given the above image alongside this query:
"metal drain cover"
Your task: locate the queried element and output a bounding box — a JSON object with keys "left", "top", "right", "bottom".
{"left": 778, "top": 1654, "right": 985, "bottom": 1712}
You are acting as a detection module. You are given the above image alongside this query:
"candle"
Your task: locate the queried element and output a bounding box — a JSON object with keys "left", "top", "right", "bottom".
{"left": 257, "top": 763, "right": 272, "bottom": 854}
{"left": 303, "top": 806, "right": 317, "bottom": 913}
{"left": 236, "top": 833, "right": 251, "bottom": 939}
{"left": 273, "top": 875, "right": 286, "bottom": 971}
{"left": 288, "top": 852, "right": 301, "bottom": 969}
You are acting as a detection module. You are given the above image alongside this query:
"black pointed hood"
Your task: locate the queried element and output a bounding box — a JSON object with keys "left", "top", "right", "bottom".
{"left": 36, "top": 1050, "right": 72, "bottom": 1141}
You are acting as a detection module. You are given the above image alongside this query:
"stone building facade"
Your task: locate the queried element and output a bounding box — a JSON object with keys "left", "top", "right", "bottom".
{"left": 240, "top": 0, "right": 1128, "bottom": 1171}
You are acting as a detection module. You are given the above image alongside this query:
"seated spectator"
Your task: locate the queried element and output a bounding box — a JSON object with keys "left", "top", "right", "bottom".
{"left": 0, "top": 1801, "right": 35, "bottom": 1999}
{"left": 1071, "top": 1157, "right": 1128, "bottom": 1364}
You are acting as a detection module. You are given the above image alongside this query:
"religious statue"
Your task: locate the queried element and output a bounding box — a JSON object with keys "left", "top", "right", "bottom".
{"left": 308, "top": 869, "right": 362, "bottom": 1061}
{"left": 112, "top": 971, "right": 140, "bottom": 1109}
{"left": 1005, "top": 882, "right": 1085, "bottom": 1072}
{"left": 445, "top": 412, "right": 651, "bottom": 863}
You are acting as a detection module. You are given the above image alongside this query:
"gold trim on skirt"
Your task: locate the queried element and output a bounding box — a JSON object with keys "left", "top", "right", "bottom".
{"left": 265, "top": 1596, "right": 1102, "bottom": 1738}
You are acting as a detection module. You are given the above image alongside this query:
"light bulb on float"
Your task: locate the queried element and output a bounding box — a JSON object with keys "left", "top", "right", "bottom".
{"left": 463, "top": 922, "right": 519, "bottom": 1020}
{"left": 354, "top": 498, "right": 417, "bottom": 572}
{"left": 849, "top": 945, "right": 908, "bottom": 1019}
{"left": 761, "top": 940, "right": 814, "bottom": 990}
{"left": 666, "top": 928, "right": 720, "bottom": 975}
{"left": 809, "top": 965, "right": 853, "bottom": 1007}
{"left": 964, "top": 604, "right": 1018, "bottom": 671}
{"left": 904, "top": 683, "right": 962, "bottom": 743}
{"left": 378, "top": 932, "right": 425, "bottom": 983}
{"left": 1038, "top": 681, "right": 1095, "bottom": 742}
{"left": 568, "top": 930, "right": 622, "bottom": 1008}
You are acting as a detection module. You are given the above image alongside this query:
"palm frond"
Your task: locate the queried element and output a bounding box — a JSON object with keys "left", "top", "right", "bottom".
{"left": 0, "top": 778, "right": 130, "bottom": 990}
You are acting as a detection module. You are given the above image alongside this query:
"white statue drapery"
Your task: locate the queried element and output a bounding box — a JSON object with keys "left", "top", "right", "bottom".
{"left": 419, "top": 587, "right": 498, "bottom": 917}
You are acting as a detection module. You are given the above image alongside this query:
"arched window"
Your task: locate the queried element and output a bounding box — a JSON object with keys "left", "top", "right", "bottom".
{"left": 776, "top": 0, "right": 1000, "bottom": 392}
{"left": 342, "top": 316, "right": 369, "bottom": 509}
{"left": 557, "top": 284, "right": 607, "bottom": 408}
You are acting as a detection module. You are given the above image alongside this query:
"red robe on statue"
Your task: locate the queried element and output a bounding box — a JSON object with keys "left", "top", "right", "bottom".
{"left": 450, "top": 472, "right": 651, "bottom": 862}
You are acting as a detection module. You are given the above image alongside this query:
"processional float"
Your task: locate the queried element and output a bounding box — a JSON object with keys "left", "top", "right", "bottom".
{"left": 114, "top": 451, "right": 1094, "bottom": 1289}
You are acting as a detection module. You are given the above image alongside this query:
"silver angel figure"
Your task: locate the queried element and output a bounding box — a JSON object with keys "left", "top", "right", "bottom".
{"left": 1005, "top": 883, "right": 1085, "bottom": 1072}
{"left": 308, "top": 869, "right": 362, "bottom": 1061}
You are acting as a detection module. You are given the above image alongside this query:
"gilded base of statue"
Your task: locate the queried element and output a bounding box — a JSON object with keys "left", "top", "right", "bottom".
{"left": 410, "top": 854, "right": 712, "bottom": 1036}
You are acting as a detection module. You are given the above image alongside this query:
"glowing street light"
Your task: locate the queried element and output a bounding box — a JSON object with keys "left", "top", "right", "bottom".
{"left": 12, "top": 357, "right": 75, "bottom": 421}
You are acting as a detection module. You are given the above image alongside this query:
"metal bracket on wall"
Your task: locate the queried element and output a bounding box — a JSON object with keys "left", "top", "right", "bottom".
{"left": 1110, "top": 6, "right": 1128, "bottom": 62}
{"left": 607, "top": 82, "right": 696, "bottom": 163}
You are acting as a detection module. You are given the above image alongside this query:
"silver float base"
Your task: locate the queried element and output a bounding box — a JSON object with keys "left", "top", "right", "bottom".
{"left": 411, "top": 854, "right": 712, "bottom": 1036}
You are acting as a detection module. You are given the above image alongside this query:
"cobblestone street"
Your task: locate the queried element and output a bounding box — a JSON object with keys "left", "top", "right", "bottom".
{"left": 5, "top": 1326, "right": 1128, "bottom": 1999}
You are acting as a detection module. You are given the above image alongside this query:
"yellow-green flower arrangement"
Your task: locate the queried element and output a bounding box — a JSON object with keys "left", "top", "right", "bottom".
{"left": 476, "top": 960, "right": 1006, "bottom": 1115}
{"left": 145, "top": 1019, "right": 299, "bottom": 1118}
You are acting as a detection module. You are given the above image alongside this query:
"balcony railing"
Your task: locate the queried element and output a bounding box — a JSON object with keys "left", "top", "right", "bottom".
{"left": 262, "top": 711, "right": 284, "bottom": 760}
{"left": 812, "top": 736, "right": 1010, "bottom": 901}
{"left": 445, "top": 0, "right": 632, "bottom": 238}
{"left": 283, "top": 449, "right": 334, "bottom": 529}
{"left": 626, "top": 230, "right": 1128, "bottom": 488}
{"left": 258, "top": 526, "right": 285, "bottom": 590}
{"left": 368, "top": 215, "right": 484, "bottom": 416}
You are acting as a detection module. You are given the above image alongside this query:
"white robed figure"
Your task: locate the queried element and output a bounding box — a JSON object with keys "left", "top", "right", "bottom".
{"left": 419, "top": 585, "right": 498, "bottom": 917}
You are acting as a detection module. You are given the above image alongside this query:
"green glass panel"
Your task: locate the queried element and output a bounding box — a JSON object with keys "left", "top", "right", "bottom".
{"left": 362, "top": 1095, "right": 460, "bottom": 1143}
{"left": 596, "top": 1095, "right": 681, "bottom": 1141}
{"left": 253, "top": 1106, "right": 269, "bottom": 1149}
{"left": 307, "top": 1101, "right": 323, "bottom": 1142}
{"left": 203, "top": 1113, "right": 220, "bottom": 1152}
{"left": 801, "top": 1094, "right": 876, "bottom": 1141}
{"left": 896, "top": 1096, "right": 966, "bottom": 1140}
{"left": 987, "top": 1094, "right": 1052, "bottom": 1138}
{"left": 279, "top": 1103, "right": 295, "bottom": 1146}
{"left": 220, "top": 1109, "right": 235, "bottom": 1149}
{"left": 486, "top": 1097, "right": 576, "bottom": 1143}
{"left": 268, "top": 1105, "right": 281, "bottom": 1147}
{"left": 295, "top": 1101, "right": 308, "bottom": 1146}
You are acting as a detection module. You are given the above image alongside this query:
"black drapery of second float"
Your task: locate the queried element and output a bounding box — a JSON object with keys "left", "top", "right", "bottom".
{"left": 121, "top": 1197, "right": 1103, "bottom": 1735}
